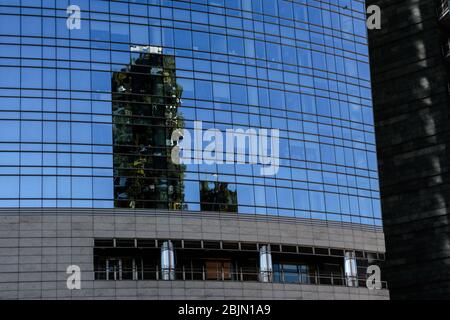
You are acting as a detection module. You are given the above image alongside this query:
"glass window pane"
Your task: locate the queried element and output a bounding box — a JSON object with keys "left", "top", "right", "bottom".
{"left": 0, "top": 120, "right": 20, "bottom": 142}
{"left": 0, "top": 176, "right": 19, "bottom": 198}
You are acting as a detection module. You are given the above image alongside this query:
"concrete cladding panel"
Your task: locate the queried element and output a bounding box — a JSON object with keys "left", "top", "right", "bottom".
{"left": 0, "top": 208, "right": 387, "bottom": 300}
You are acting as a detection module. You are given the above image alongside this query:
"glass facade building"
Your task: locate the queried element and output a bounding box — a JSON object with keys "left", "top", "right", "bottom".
{"left": 0, "top": 0, "right": 381, "bottom": 226}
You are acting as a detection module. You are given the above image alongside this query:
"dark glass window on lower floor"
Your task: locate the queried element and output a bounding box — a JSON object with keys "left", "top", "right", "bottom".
{"left": 273, "top": 263, "right": 311, "bottom": 284}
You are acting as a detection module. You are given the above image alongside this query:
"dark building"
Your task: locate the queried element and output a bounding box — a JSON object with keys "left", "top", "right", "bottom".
{"left": 0, "top": 0, "right": 388, "bottom": 299}
{"left": 368, "top": 0, "right": 450, "bottom": 299}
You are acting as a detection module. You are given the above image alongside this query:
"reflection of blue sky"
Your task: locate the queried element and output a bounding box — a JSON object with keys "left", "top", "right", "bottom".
{"left": 0, "top": 0, "right": 382, "bottom": 226}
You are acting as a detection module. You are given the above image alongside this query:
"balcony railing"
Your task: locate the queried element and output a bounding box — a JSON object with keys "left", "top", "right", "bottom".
{"left": 94, "top": 266, "right": 388, "bottom": 290}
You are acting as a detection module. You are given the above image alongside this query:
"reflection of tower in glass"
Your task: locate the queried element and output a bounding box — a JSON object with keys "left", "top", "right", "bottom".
{"left": 112, "top": 46, "right": 185, "bottom": 210}
{"left": 200, "top": 181, "right": 237, "bottom": 213}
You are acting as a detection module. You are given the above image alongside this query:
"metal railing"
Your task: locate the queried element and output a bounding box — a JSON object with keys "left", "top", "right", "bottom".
{"left": 94, "top": 266, "right": 388, "bottom": 289}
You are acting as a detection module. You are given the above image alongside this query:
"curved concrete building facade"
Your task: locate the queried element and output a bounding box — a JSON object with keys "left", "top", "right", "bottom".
{"left": 0, "top": 0, "right": 388, "bottom": 299}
